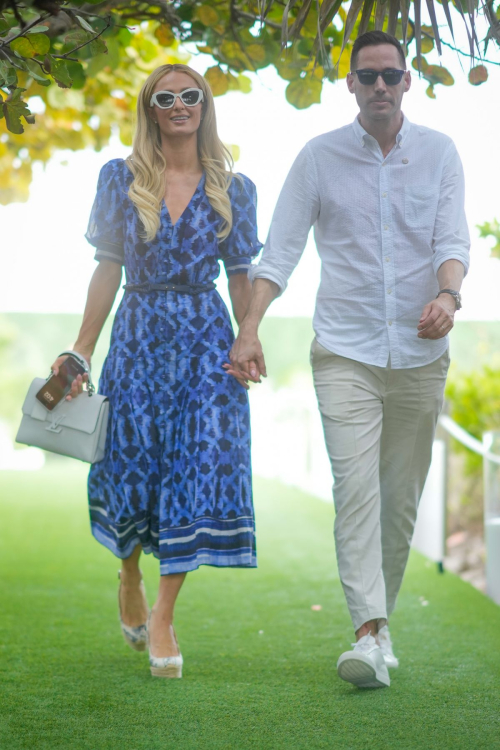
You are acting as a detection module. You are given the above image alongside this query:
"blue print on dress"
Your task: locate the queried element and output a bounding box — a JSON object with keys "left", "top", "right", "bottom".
{"left": 85, "top": 159, "right": 262, "bottom": 574}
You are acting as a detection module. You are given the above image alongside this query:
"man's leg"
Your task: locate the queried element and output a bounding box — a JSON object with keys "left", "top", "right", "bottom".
{"left": 311, "top": 340, "right": 388, "bottom": 632}
{"left": 379, "top": 350, "right": 450, "bottom": 618}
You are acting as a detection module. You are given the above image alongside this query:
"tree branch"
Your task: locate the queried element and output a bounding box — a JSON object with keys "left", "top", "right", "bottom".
{"left": 54, "top": 16, "right": 112, "bottom": 59}
{"left": 0, "top": 13, "right": 51, "bottom": 48}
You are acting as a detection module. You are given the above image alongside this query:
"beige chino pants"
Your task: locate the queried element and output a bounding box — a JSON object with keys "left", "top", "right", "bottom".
{"left": 311, "top": 339, "right": 449, "bottom": 631}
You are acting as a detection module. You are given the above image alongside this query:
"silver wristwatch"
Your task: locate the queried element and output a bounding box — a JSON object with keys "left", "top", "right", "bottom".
{"left": 436, "top": 288, "right": 462, "bottom": 310}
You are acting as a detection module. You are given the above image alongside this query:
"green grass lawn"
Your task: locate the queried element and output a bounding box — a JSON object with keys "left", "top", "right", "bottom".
{"left": 0, "top": 466, "right": 499, "bottom": 750}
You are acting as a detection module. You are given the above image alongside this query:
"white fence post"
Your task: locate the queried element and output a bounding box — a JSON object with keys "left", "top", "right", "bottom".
{"left": 483, "top": 431, "right": 500, "bottom": 606}
{"left": 411, "top": 440, "right": 446, "bottom": 568}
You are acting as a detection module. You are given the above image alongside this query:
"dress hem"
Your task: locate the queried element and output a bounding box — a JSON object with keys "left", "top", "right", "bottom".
{"left": 91, "top": 524, "right": 257, "bottom": 573}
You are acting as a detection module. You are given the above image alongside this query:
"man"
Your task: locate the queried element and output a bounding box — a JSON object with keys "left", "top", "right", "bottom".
{"left": 229, "top": 30, "right": 470, "bottom": 689}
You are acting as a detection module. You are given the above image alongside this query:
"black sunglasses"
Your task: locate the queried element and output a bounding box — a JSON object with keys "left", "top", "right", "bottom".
{"left": 354, "top": 69, "right": 406, "bottom": 86}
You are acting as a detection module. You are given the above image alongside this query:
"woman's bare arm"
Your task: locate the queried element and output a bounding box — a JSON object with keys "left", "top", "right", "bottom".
{"left": 51, "top": 260, "right": 122, "bottom": 398}
{"left": 223, "top": 274, "right": 254, "bottom": 389}
{"left": 228, "top": 273, "right": 252, "bottom": 325}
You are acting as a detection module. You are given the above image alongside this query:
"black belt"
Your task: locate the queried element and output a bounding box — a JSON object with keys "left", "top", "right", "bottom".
{"left": 123, "top": 282, "right": 216, "bottom": 295}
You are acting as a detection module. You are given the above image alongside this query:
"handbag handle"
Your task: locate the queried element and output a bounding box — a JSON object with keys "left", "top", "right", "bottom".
{"left": 57, "top": 350, "right": 96, "bottom": 396}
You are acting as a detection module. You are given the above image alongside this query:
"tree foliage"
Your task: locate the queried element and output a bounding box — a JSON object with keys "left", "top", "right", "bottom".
{"left": 1, "top": 0, "right": 499, "bottom": 203}
{"left": 477, "top": 218, "right": 500, "bottom": 260}
{"left": 446, "top": 366, "right": 500, "bottom": 481}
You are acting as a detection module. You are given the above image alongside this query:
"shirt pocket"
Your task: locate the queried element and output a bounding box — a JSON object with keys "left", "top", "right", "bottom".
{"left": 404, "top": 186, "right": 438, "bottom": 229}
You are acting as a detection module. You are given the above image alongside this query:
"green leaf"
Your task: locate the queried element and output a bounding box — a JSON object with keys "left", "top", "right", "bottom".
{"left": 24, "top": 58, "right": 50, "bottom": 86}
{"left": 10, "top": 33, "right": 50, "bottom": 58}
{"left": 64, "top": 30, "right": 107, "bottom": 58}
{"left": 88, "top": 36, "right": 107, "bottom": 57}
{"left": 154, "top": 24, "right": 175, "bottom": 47}
{"left": 27, "top": 25, "right": 51, "bottom": 34}
{"left": 50, "top": 59, "right": 73, "bottom": 88}
{"left": 0, "top": 16, "right": 9, "bottom": 37}
{"left": 66, "top": 61, "right": 86, "bottom": 90}
{"left": 285, "top": 76, "right": 322, "bottom": 109}
{"left": 2, "top": 95, "right": 33, "bottom": 134}
{"left": 196, "top": 5, "right": 220, "bottom": 25}
{"left": 117, "top": 27, "right": 133, "bottom": 46}
{"left": 275, "top": 58, "right": 304, "bottom": 82}
{"left": 421, "top": 37, "right": 434, "bottom": 53}
{"left": 425, "top": 65, "right": 454, "bottom": 86}
{"left": 85, "top": 53, "right": 109, "bottom": 78}
{"left": 237, "top": 74, "right": 252, "bottom": 94}
{"left": 204, "top": 66, "right": 230, "bottom": 96}
{"left": 76, "top": 16, "right": 95, "bottom": 33}
{"left": 0, "top": 60, "right": 17, "bottom": 87}
{"left": 477, "top": 219, "right": 500, "bottom": 258}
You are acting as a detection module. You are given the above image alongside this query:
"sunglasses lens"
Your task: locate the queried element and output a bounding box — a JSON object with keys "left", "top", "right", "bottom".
{"left": 356, "top": 70, "right": 404, "bottom": 86}
{"left": 382, "top": 70, "right": 404, "bottom": 85}
{"left": 357, "top": 71, "right": 377, "bottom": 85}
{"left": 155, "top": 92, "right": 175, "bottom": 108}
{"left": 181, "top": 89, "right": 201, "bottom": 106}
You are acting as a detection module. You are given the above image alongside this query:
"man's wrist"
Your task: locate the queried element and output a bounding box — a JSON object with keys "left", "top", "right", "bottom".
{"left": 239, "top": 315, "right": 259, "bottom": 336}
{"left": 436, "top": 289, "right": 462, "bottom": 311}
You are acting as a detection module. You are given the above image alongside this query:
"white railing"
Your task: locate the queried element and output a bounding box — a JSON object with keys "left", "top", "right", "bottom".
{"left": 437, "top": 417, "right": 500, "bottom": 604}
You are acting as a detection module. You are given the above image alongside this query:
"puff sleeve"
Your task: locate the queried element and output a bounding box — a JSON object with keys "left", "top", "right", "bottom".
{"left": 85, "top": 159, "right": 125, "bottom": 265}
{"left": 219, "top": 174, "right": 263, "bottom": 276}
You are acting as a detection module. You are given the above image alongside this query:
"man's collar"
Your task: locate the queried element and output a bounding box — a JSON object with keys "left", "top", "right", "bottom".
{"left": 352, "top": 114, "right": 411, "bottom": 149}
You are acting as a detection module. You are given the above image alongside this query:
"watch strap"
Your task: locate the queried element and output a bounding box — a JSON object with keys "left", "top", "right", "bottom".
{"left": 436, "top": 289, "right": 461, "bottom": 310}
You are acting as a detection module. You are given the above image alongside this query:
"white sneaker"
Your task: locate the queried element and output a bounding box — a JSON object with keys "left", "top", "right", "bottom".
{"left": 378, "top": 625, "right": 399, "bottom": 668}
{"left": 337, "top": 634, "right": 390, "bottom": 688}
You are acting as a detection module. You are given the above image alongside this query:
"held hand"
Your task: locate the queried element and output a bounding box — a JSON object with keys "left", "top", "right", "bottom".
{"left": 229, "top": 327, "right": 267, "bottom": 382}
{"left": 50, "top": 352, "right": 91, "bottom": 401}
{"left": 417, "top": 297, "right": 455, "bottom": 339}
{"left": 222, "top": 361, "right": 260, "bottom": 390}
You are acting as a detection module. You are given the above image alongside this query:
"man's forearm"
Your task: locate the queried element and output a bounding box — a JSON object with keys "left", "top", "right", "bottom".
{"left": 437, "top": 259, "right": 465, "bottom": 292}
{"left": 240, "top": 278, "right": 280, "bottom": 333}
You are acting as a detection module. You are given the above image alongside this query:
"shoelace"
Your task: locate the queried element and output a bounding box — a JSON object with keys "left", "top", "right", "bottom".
{"left": 352, "top": 635, "right": 377, "bottom": 654}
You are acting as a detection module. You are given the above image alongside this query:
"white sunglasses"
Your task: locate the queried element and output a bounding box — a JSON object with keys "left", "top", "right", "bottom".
{"left": 149, "top": 88, "right": 204, "bottom": 109}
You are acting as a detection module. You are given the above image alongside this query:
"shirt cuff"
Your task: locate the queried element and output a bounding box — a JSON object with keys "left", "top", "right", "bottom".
{"left": 248, "top": 264, "right": 287, "bottom": 296}
{"left": 432, "top": 251, "right": 470, "bottom": 277}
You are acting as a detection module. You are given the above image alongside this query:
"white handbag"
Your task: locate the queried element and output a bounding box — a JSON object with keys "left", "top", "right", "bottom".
{"left": 16, "top": 351, "right": 109, "bottom": 464}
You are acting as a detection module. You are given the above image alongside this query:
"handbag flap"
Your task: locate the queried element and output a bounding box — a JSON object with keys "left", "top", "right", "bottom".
{"left": 22, "top": 378, "right": 108, "bottom": 435}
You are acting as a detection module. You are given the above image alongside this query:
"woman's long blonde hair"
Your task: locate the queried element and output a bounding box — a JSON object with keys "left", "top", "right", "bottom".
{"left": 127, "top": 64, "right": 235, "bottom": 242}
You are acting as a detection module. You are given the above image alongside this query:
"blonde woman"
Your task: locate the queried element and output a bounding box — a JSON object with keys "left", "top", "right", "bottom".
{"left": 51, "top": 64, "right": 261, "bottom": 678}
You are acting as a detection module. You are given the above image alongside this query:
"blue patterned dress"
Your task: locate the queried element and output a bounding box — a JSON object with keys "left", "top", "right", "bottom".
{"left": 85, "top": 159, "right": 261, "bottom": 574}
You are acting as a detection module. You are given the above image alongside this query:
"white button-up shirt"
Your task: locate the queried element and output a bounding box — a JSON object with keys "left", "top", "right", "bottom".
{"left": 250, "top": 116, "right": 470, "bottom": 369}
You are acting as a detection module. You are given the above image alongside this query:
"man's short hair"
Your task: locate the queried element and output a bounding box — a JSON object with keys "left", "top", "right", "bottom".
{"left": 350, "top": 31, "right": 406, "bottom": 72}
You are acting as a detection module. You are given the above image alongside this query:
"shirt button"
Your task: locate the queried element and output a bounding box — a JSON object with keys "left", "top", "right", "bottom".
{"left": 387, "top": 289, "right": 392, "bottom": 294}
{"left": 384, "top": 225, "right": 389, "bottom": 230}
{"left": 382, "top": 192, "right": 387, "bottom": 198}
{"left": 388, "top": 321, "right": 393, "bottom": 326}
{"left": 402, "top": 158, "right": 409, "bottom": 164}
{"left": 385, "top": 256, "right": 390, "bottom": 262}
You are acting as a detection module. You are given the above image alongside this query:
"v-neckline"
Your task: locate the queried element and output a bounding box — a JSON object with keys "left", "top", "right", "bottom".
{"left": 163, "top": 173, "right": 205, "bottom": 229}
